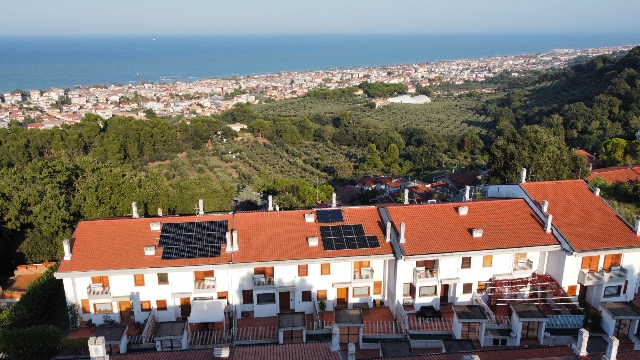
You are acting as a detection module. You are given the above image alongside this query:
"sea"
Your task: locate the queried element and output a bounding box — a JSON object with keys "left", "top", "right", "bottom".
{"left": 1, "top": 33, "right": 639, "bottom": 92}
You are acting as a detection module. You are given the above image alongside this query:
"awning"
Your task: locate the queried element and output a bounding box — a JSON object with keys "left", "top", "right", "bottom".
{"left": 440, "top": 278, "right": 461, "bottom": 284}
{"left": 171, "top": 292, "right": 192, "bottom": 299}
{"left": 333, "top": 282, "right": 351, "bottom": 288}
{"left": 187, "top": 299, "right": 226, "bottom": 324}
{"left": 277, "top": 285, "right": 296, "bottom": 292}
{"left": 111, "top": 295, "right": 131, "bottom": 301}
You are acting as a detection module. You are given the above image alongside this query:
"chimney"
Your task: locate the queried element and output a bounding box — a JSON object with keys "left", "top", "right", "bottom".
{"left": 213, "top": 347, "right": 230, "bottom": 358}
{"left": 232, "top": 230, "right": 239, "bottom": 251}
{"left": 150, "top": 222, "right": 161, "bottom": 231}
{"left": 304, "top": 213, "right": 314, "bottom": 222}
{"left": 545, "top": 214, "right": 553, "bottom": 233}
{"left": 603, "top": 335, "right": 619, "bottom": 360}
{"left": 88, "top": 336, "right": 107, "bottom": 360}
{"left": 464, "top": 185, "right": 470, "bottom": 201}
{"left": 573, "top": 328, "right": 589, "bottom": 356}
{"left": 144, "top": 245, "right": 155, "bottom": 256}
{"left": 472, "top": 228, "right": 483, "bottom": 238}
{"left": 198, "top": 199, "right": 204, "bottom": 215}
{"left": 157, "top": 208, "right": 163, "bottom": 217}
{"left": 348, "top": 343, "right": 356, "bottom": 360}
{"left": 520, "top": 168, "right": 527, "bottom": 183}
{"left": 132, "top": 202, "right": 139, "bottom": 218}
{"left": 588, "top": 163, "right": 593, "bottom": 171}
{"left": 225, "top": 231, "right": 232, "bottom": 252}
{"left": 404, "top": 189, "right": 409, "bottom": 204}
{"left": 307, "top": 236, "right": 318, "bottom": 246}
{"left": 385, "top": 221, "right": 391, "bottom": 242}
{"left": 63, "top": 239, "right": 72, "bottom": 260}
{"left": 399, "top": 222, "right": 406, "bottom": 243}
{"left": 594, "top": 187, "right": 600, "bottom": 197}
{"left": 541, "top": 200, "right": 549, "bottom": 213}
{"left": 331, "top": 193, "right": 337, "bottom": 208}
{"left": 268, "top": 195, "right": 273, "bottom": 211}
{"left": 457, "top": 206, "right": 469, "bottom": 215}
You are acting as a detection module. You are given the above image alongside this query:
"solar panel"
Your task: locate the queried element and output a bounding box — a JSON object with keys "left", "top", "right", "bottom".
{"left": 320, "top": 224, "right": 381, "bottom": 251}
{"left": 160, "top": 220, "right": 228, "bottom": 260}
{"left": 329, "top": 209, "right": 344, "bottom": 222}
{"left": 317, "top": 210, "right": 331, "bottom": 223}
{"left": 366, "top": 236, "right": 381, "bottom": 248}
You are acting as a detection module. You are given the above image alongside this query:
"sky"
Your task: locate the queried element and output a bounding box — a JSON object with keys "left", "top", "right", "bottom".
{"left": 4, "top": 0, "right": 640, "bottom": 35}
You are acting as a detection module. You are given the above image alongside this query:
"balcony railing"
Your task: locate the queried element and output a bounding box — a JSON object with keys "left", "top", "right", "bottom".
{"left": 194, "top": 278, "right": 217, "bottom": 293}
{"left": 353, "top": 268, "right": 374, "bottom": 282}
{"left": 578, "top": 267, "right": 628, "bottom": 286}
{"left": 87, "top": 284, "right": 111, "bottom": 299}
{"left": 253, "top": 275, "right": 275, "bottom": 288}
{"left": 413, "top": 268, "right": 438, "bottom": 284}
{"left": 513, "top": 259, "right": 534, "bottom": 273}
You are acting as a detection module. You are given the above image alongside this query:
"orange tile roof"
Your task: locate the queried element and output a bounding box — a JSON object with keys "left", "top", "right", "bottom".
{"left": 587, "top": 165, "right": 640, "bottom": 184}
{"left": 387, "top": 199, "right": 558, "bottom": 256}
{"left": 58, "top": 214, "right": 234, "bottom": 273}
{"left": 522, "top": 180, "right": 640, "bottom": 252}
{"left": 232, "top": 207, "right": 394, "bottom": 264}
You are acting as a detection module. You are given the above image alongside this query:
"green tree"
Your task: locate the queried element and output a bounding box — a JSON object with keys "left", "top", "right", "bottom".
{"left": 359, "top": 144, "right": 383, "bottom": 175}
{"left": 600, "top": 138, "right": 629, "bottom": 166}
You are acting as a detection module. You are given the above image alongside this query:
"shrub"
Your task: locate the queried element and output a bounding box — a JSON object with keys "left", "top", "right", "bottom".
{"left": 0, "top": 325, "right": 62, "bottom": 360}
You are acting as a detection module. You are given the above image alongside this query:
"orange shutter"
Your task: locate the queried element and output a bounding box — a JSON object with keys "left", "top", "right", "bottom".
{"left": 195, "top": 271, "right": 205, "bottom": 281}
{"left": 581, "top": 256, "right": 600, "bottom": 272}
{"left": 321, "top": 263, "right": 331, "bottom": 275}
{"left": 81, "top": 299, "right": 90, "bottom": 313}
{"left": 204, "top": 270, "right": 214, "bottom": 278}
{"left": 217, "top": 291, "right": 228, "bottom": 303}
{"left": 317, "top": 290, "right": 327, "bottom": 300}
{"left": 373, "top": 281, "right": 382, "bottom": 295}
{"left": 603, "top": 254, "right": 622, "bottom": 271}
{"left": 134, "top": 274, "right": 145, "bottom": 286}
{"left": 567, "top": 285, "right": 577, "bottom": 297}
{"left": 265, "top": 267, "right": 274, "bottom": 277}
{"left": 254, "top": 267, "right": 264, "bottom": 275}
{"left": 298, "top": 265, "right": 308, "bottom": 277}
{"left": 624, "top": 280, "right": 629, "bottom": 294}
{"left": 91, "top": 276, "right": 102, "bottom": 284}
{"left": 483, "top": 255, "right": 493, "bottom": 267}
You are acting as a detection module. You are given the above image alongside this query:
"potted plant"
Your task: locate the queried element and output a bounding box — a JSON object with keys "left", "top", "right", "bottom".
{"left": 318, "top": 298, "right": 327, "bottom": 322}
{"left": 87, "top": 318, "right": 95, "bottom": 330}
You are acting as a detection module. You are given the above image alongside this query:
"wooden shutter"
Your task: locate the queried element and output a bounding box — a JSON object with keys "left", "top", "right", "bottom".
{"left": 483, "top": 255, "right": 493, "bottom": 267}
{"left": 515, "top": 253, "right": 527, "bottom": 262}
{"left": 624, "top": 280, "right": 629, "bottom": 294}
{"left": 134, "top": 274, "right": 145, "bottom": 286}
{"left": 373, "top": 281, "right": 382, "bottom": 295}
{"left": 477, "top": 282, "right": 487, "bottom": 293}
{"left": 354, "top": 261, "right": 370, "bottom": 272}
{"left": 461, "top": 257, "right": 471, "bottom": 269}
{"left": 298, "top": 265, "right": 308, "bottom": 277}
{"left": 462, "top": 283, "right": 472, "bottom": 294}
{"left": 603, "top": 254, "right": 622, "bottom": 271}
{"left": 91, "top": 276, "right": 102, "bottom": 284}
{"left": 416, "top": 260, "right": 436, "bottom": 269}
{"left": 410, "top": 283, "right": 416, "bottom": 298}
{"left": 156, "top": 300, "right": 167, "bottom": 310}
{"left": 140, "top": 301, "right": 151, "bottom": 311}
{"left": 254, "top": 267, "right": 265, "bottom": 275}
{"left": 81, "top": 299, "right": 90, "bottom": 313}
{"left": 321, "top": 263, "right": 331, "bottom": 275}
{"left": 567, "top": 285, "right": 577, "bottom": 297}
{"left": 242, "top": 290, "right": 253, "bottom": 304}
{"left": 302, "top": 291, "right": 312, "bottom": 302}
{"left": 265, "top": 267, "right": 274, "bottom": 277}
{"left": 317, "top": 290, "right": 327, "bottom": 300}
{"left": 101, "top": 276, "right": 110, "bottom": 287}
{"left": 217, "top": 291, "right": 228, "bottom": 303}
{"left": 581, "top": 256, "right": 600, "bottom": 272}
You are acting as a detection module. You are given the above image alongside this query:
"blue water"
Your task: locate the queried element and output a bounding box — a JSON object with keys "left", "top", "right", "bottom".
{"left": 1, "top": 33, "right": 639, "bottom": 92}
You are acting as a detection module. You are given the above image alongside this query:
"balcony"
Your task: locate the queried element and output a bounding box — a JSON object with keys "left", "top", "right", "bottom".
{"left": 353, "top": 268, "right": 374, "bottom": 283}
{"left": 87, "top": 284, "right": 111, "bottom": 299}
{"left": 578, "top": 267, "right": 628, "bottom": 286}
{"left": 194, "top": 278, "right": 217, "bottom": 293}
{"left": 253, "top": 275, "right": 276, "bottom": 288}
{"left": 513, "top": 259, "right": 534, "bottom": 275}
{"left": 413, "top": 268, "right": 438, "bottom": 284}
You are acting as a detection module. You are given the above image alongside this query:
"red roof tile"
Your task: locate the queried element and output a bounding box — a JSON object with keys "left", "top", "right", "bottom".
{"left": 587, "top": 165, "right": 640, "bottom": 184}
{"left": 111, "top": 349, "right": 212, "bottom": 360}
{"left": 522, "top": 180, "right": 640, "bottom": 252}
{"left": 387, "top": 199, "right": 559, "bottom": 255}
{"left": 366, "top": 346, "right": 577, "bottom": 359}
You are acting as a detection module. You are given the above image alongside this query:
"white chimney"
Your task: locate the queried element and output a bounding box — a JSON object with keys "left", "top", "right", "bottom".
{"left": 385, "top": 221, "right": 391, "bottom": 242}
{"left": 348, "top": 343, "right": 356, "bottom": 360}
{"left": 472, "top": 228, "right": 483, "bottom": 238}
{"left": 573, "top": 328, "right": 589, "bottom": 356}
{"left": 307, "top": 236, "right": 318, "bottom": 246}
{"left": 457, "top": 206, "right": 469, "bottom": 215}
{"left": 225, "top": 231, "right": 232, "bottom": 252}
{"left": 198, "top": 199, "right": 204, "bottom": 215}
{"left": 132, "top": 202, "right": 139, "bottom": 218}
{"left": 268, "top": 195, "right": 273, "bottom": 211}
{"left": 635, "top": 216, "right": 640, "bottom": 236}
{"left": 545, "top": 214, "right": 553, "bottom": 234}
{"left": 63, "top": 239, "right": 72, "bottom": 260}
{"left": 464, "top": 185, "right": 470, "bottom": 201}
{"left": 588, "top": 163, "right": 593, "bottom": 171}
{"left": 520, "top": 168, "right": 527, "bottom": 183}
{"left": 541, "top": 200, "right": 549, "bottom": 213}
{"left": 331, "top": 193, "right": 337, "bottom": 208}
{"left": 150, "top": 222, "right": 161, "bottom": 231}
{"left": 157, "top": 208, "right": 163, "bottom": 217}
{"left": 404, "top": 189, "right": 409, "bottom": 204}
{"left": 144, "top": 245, "right": 155, "bottom": 256}
{"left": 232, "top": 230, "right": 239, "bottom": 251}
{"left": 604, "top": 336, "right": 619, "bottom": 360}
{"left": 304, "top": 213, "right": 314, "bottom": 222}
{"left": 594, "top": 187, "right": 600, "bottom": 197}
{"left": 88, "top": 336, "right": 107, "bottom": 359}
{"left": 275, "top": 204, "right": 280, "bottom": 211}
{"left": 213, "top": 347, "right": 230, "bottom": 358}
{"left": 400, "top": 222, "right": 406, "bottom": 243}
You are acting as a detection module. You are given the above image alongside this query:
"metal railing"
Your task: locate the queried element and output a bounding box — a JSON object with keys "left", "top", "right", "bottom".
{"left": 188, "top": 330, "right": 230, "bottom": 345}
{"left": 414, "top": 268, "right": 438, "bottom": 279}
{"left": 253, "top": 276, "right": 275, "bottom": 287}
{"left": 128, "top": 334, "right": 155, "bottom": 345}
{"left": 354, "top": 268, "right": 374, "bottom": 280}
{"left": 363, "top": 321, "right": 406, "bottom": 335}
{"left": 579, "top": 267, "right": 628, "bottom": 285}
{"left": 235, "top": 326, "right": 278, "bottom": 342}
{"left": 87, "top": 284, "right": 111, "bottom": 297}
{"left": 514, "top": 259, "right": 534, "bottom": 272}
{"left": 194, "top": 278, "right": 217, "bottom": 291}
{"left": 406, "top": 317, "right": 453, "bottom": 332}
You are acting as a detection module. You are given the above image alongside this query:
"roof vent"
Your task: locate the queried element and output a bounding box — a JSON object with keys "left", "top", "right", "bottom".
{"left": 214, "top": 347, "right": 230, "bottom": 358}
{"left": 150, "top": 222, "right": 161, "bottom": 231}
{"left": 634, "top": 216, "right": 640, "bottom": 236}
{"left": 144, "top": 245, "right": 155, "bottom": 256}
{"left": 304, "top": 213, "right": 315, "bottom": 223}
{"left": 545, "top": 214, "right": 553, "bottom": 234}
{"left": 307, "top": 236, "right": 319, "bottom": 246}
{"left": 471, "top": 228, "right": 483, "bottom": 238}
{"left": 541, "top": 200, "right": 549, "bottom": 213}
{"left": 594, "top": 187, "right": 601, "bottom": 197}
{"left": 427, "top": 199, "right": 437, "bottom": 204}
{"left": 457, "top": 206, "right": 469, "bottom": 215}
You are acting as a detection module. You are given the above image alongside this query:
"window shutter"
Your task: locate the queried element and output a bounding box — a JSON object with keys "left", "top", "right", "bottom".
{"left": 156, "top": 300, "right": 167, "bottom": 310}
{"left": 91, "top": 276, "right": 102, "bottom": 284}
{"left": 254, "top": 267, "right": 264, "bottom": 275}
{"left": 424, "top": 260, "right": 435, "bottom": 269}
{"left": 242, "top": 290, "right": 254, "bottom": 304}
{"left": 101, "top": 276, "right": 110, "bottom": 287}
{"left": 265, "top": 267, "right": 274, "bottom": 277}
{"left": 483, "top": 255, "right": 493, "bottom": 267}
{"left": 302, "top": 291, "right": 312, "bottom": 302}
{"left": 624, "top": 280, "right": 628, "bottom": 294}
{"left": 81, "top": 299, "right": 90, "bottom": 313}
{"left": 298, "top": 265, "right": 308, "bottom": 277}
{"left": 410, "top": 283, "right": 416, "bottom": 298}
{"left": 373, "top": 281, "right": 382, "bottom": 295}
{"left": 204, "top": 270, "right": 214, "bottom": 278}
{"left": 217, "top": 291, "right": 228, "bottom": 303}
{"left": 195, "top": 271, "right": 205, "bottom": 281}
{"left": 603, "top": 254, "right": 622, "bottom": 271}
{"left": 134, "top": 274, "right": 145, "bottom": 286}
{"left": 321, "top": 263, "right": 331, "bottom": 275}
{"left": 317, "top": 290, "right": 327, "bottom": 300}
{"left": 567, "top": 285, "right": 577, "bottom": 297}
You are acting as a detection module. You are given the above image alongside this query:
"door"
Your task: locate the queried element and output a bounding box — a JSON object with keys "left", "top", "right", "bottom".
{"left": 578, "top": 284, "right": 587, "bottom": 302}
{"left": 180, "top": 297, "right": 191, "bottom": 318}
{"left": 337, "top": 287, "right": 348, "bottom": 307}
{"left": 279, "top": 291, "right": 291, "bottom": 311}
{"left": 440, "top": 284, "right": 449, "bottom": 305}
{"left": 118, "top": 301, "right": 132, "bottom": 322}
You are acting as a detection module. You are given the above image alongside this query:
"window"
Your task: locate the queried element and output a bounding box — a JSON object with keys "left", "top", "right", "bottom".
{"left": 157, "top": 273, "right": 169, "bottom": 284}
{"left": 94, "top": 302, "right": 113, "bottom": 314}
{"left": 567, "top": 285, "right": 577, "bottom": 297}
{"left": 140, "top": 301, "right": 151, "bottom": 312}
{"left": 461, "top": 257, "right": 471, "bottom": 269}
{"left": 403, "top": 283, "right": 411, "bottom": 297}
{"left": 353, "top": 286, "right": 370, "bottom": 297}
{"left": 373, "top": 281, "right": 382, "bottom": 295}
{"left": 416, "top": 260, "right": 436, "bottom": 269}
{"left": 483, "top": 255, "right": 493, "bottom": 267}
{"left": 462, "top": 283, "right": 473, "bottom": 294}
{"left": 353, "top": 261, "right": 370, "bottom": 272}
{"left": 242, "top": 290, "right": 254, "bottom": 304}
{"left": 298, "top": 265, "right": 308, "bottom": 277}
{"left": 603, "top": 254, "right": 622, "bottom": 271}
{"left": 493, "top": 338, "right": 507, "bottom": 346}
{"left": 257, "top": 293, "right": 276, "bottom": 304}
{"left": 317, "top": 290, "right": 327, "bottom": 300}
{"left": 133, "top": 274, "right": 145, "bottom": 286}
{"left": 81, "top": 299, "right": 90, "bottom": 313}
{"left": 321, "top": 263, "right": 331, "bottom": 275}
{"left": 301, "top": 290, "right": 312, "bottom": 302}
{"left": 604, "top": 285, "right": 622, "bottom": 298}
{"left": 217, "top": 291, "right": 228, "bottom": 303}
{"left": 419, "top": 286, "right": 436, "bottom": 297}
{"left": 254, "top": 267, "right": 274, "bottom": 277}
{"left": 477, "top": 282, "right": 487, "bottom": 293}
{"left": 581, "top": 256, "right": 600, "bottom": 272}
{"left": 195, "top": 270, "right": 214, "bottom": 280}
{"left": 156, "top": 300, "right": 167, "bottom": 310}
{"left": 91, "top": 276, "right": 110, "bottom": 287}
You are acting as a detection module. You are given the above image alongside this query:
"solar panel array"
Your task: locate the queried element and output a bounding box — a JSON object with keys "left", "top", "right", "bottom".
{"left": 159, "top": 220, "right": 227, "bottom": 260}
{"left": 317, "top": 209, "right": 344, "bottom": 223}
{"left": 320, "top": 224, "right": 380, "bottom": 251}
